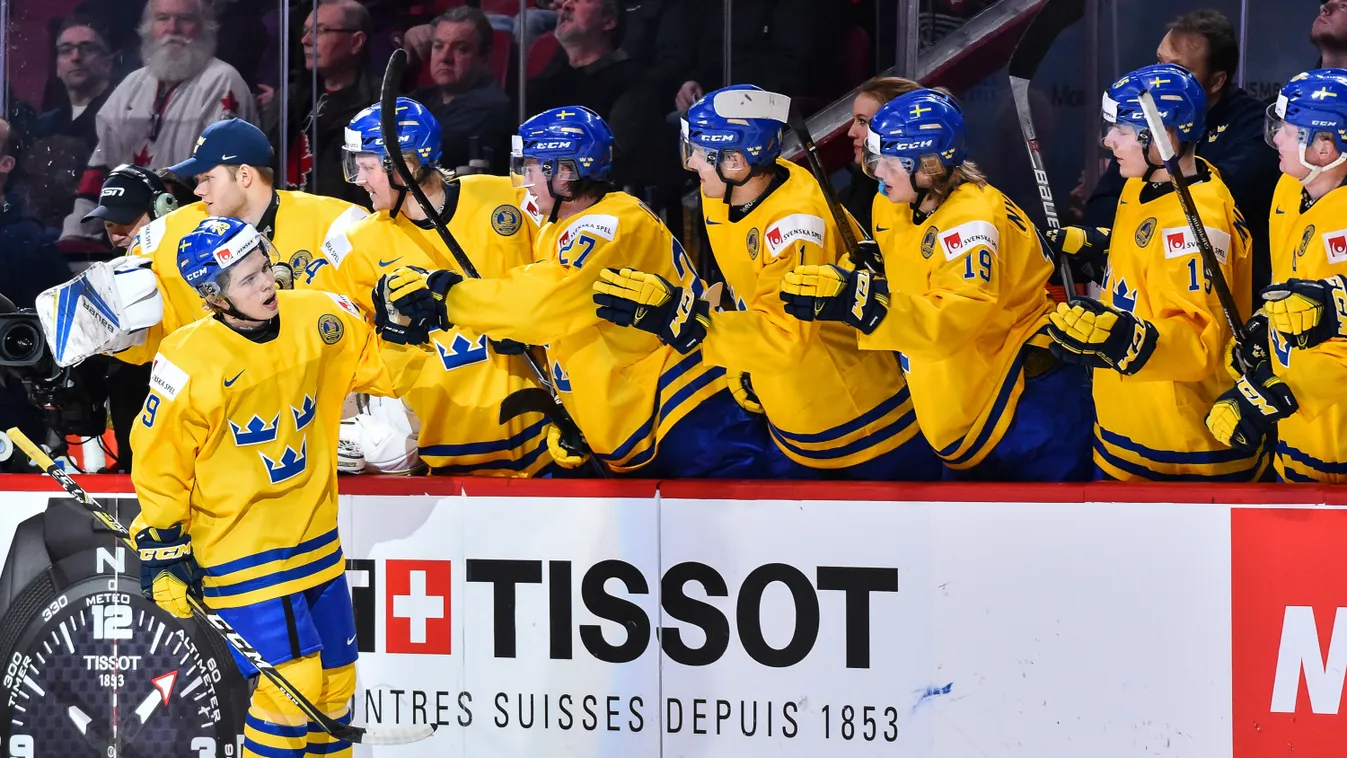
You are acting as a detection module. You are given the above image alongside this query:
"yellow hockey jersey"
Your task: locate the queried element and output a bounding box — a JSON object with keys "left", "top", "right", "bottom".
{"left": 859, "top": 181, "right": 1055, "bottom": 470}
{"left": 442, "top": 191, "right": 727, "bottom": 472}
{"left": 114, "top": 191, "right": 367, "bottom": 364}
{"left": 311, "top": 174, "right": 551, "bottom": 475}
{"left": 130, "top": 289, "right": 393, "bottom": 608}
{"left": 700, "top": 160, "right": 919, "bottom": 469}
{"left": 1092, "top": 159, "right": 1263, "bottom": 481}
{"left": 1265, "top": 173, "right": 1347, "bottom": 482}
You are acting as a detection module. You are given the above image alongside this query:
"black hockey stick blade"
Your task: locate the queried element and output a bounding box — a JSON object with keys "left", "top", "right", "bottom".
{"left": 499, "top": 388, "right": 609, "bottom": 477}
{"left": 4, "top": 427, "right": 437, "bottom": 746}
{"left": 1136, "top": 89, "right": 1248, "bottom": 344}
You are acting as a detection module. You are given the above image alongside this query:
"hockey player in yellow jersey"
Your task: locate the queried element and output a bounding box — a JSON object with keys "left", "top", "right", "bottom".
{"left": 594, "top": 85, "right": 939, "bottom": 479}
{"left": 378, "top": 106, "right": 792, "bottom": 477}
{"left": 319, "top": 97, "right": 552, "bottom": 475}
{"left": 131, "top": 217, "right": 392, "bottom": 757}
{"left": 1045, "top": 64, "right": 1263, "bottom": 481}
{"left": 113, "top": 119, "right": 367, "bottom": 365}
{"left": 780, "top": 89, "right": 1093, "bottom": 481}
{"left": 1207, "top": 69, "right": 1347, "bottom": 481}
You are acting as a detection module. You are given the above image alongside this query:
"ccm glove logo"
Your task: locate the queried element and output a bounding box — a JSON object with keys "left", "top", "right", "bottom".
{"left": 139, "top": 543, "right": 191, "bottom": 562}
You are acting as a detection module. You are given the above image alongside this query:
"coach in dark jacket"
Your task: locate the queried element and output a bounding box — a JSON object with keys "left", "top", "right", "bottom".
{"left": 1083, "top": 10, "right": 1281, "bottom": 292}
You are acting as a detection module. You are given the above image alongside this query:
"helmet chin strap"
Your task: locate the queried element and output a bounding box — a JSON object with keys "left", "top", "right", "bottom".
{"left": 715, "top": 158, "right": 753, "bottom": 206}
{"left": 1139, "top": 131, "right": 1165, "bottom": 183}
{"left": 382, "top": 156, "right": 411, "bottom": 219}
{"left": 906, "top": 170, "right": 931, "bottom": 216}
{"left": 1298, "top": 141, "right": 1347, "bottom": 186}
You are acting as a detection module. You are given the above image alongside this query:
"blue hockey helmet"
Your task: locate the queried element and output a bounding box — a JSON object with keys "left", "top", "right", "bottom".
{"left": 1266, "top": 68, "right": 1347, "bottom": 184}
{"left": 342, "top": 97, "right": 442, "bottom": 185}
{"left": 682, "top": 84, "right": 788, "bottom": 186}
{"left": 177, "top": 216, "right": 277, "bottom": 301}
{"left": 511, "top": 106, "right": 613, "bottom": 211}
{"left": 1102, "top": 63, "right": 1206, "bottom": 154}
{"left": 862, "top": 88, "right": 967, "bottom": 186}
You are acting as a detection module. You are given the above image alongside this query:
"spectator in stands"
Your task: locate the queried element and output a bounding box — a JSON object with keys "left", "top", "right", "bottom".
{"left": 412, "top": 7, "right": 513, "bottom": 175}
{"left": 667, "top": 0, "right": 846, "bottom": 115}
{"left": 60, "top": 0, "right": 257, "bottom": 247}
{"left": 1313, "top": 0, "right": 1347, "bottom": 67}
{"left": 527, "top": 0, "right": 669, "bottom": 191}
{"left": 263, "top": 0, "right": 374, "bottom": 208}
{"left": 35, "top": 17, "right": 114, "bottom": 151}
{"left": 839, "top": 76, "right": 921, "bottom": 235}
{"left": 29, "top": 17, "right": 115, "bottom": 233}
{"left": 1080, "top": 9, "right": 1279, "bottom": 292}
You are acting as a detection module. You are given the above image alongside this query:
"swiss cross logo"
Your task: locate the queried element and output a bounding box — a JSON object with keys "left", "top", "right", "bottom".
{"left": 943, "top": 232, "right": 963, "bottom": 251}
{"left": 1323, "top": 230, "right": 1347, "bottom": 263}
{"left": 384, "top": 559, "right": 452, "bottom": 655}
{"left": 1232, "top": 508, "right": 1347, "bottom": 756}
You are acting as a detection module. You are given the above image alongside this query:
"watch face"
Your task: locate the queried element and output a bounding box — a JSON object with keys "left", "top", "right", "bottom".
{"left": 0, "top": 575, "right": 246, "bottom": 757}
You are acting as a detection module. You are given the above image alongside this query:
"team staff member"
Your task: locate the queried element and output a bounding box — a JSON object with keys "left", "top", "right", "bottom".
{"left": 114, "top": 118, "right": 367, "bottom": 364}
{"left": 1047, "top": 64, "right": 1261, "bottom": 481}
{"left": 1208, "top": 69, "right": 1347, "bottom": 482}
{"left": 132, "top": 217, "right": 393, "bottom": 757}
{"left": 595, "top": 85, "right": 939, "bottom": 480}
{"left": 320, "top": 98, "right": 552, "bottom": 476}
{"left": 780, "top": 89, "right": 1094, "bottom": 482}
{"left": 379, "top": 106, "right": 790, "bottom": 478}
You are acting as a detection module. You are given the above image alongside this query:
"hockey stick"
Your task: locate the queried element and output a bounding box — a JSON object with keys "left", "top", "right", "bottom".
{"left": 1009, "top": 0, "right": 1083, "bottom": 297}
{"left": 3, "top": 427, "right": 436, "bottom": 747}
{"left": 1136, "top": 89, "right": 1248, "bottom": 343}
{"left": 378, "top": 49, "right": 608, "bottom": 477}
{"left": 711, "top": 90, "right": 876, "bottom": 272}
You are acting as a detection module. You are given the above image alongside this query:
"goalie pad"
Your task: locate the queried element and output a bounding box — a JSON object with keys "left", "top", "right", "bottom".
{"left": 338, "top": 396, "right": 421, "bottom": 474}
{"left": 35, "top": 257, "right": 163, "bottom": 367}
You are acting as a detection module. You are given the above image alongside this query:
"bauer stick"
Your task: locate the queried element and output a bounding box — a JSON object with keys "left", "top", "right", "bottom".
{"left": 1136, "top": 89, "right": 1248, "bottom": 343}
{"left": 1009, "top": 0, "right": 1084, "bottom": 298}
{"left": 378, "top": 49, "right": 608, "bottom": 477}
{"left": 3, "top": 427, "right": 436, "bottom": 746}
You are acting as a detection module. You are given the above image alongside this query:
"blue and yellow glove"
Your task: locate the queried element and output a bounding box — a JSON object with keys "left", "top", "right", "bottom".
{"left": 779, "top": 264, "right": 889, "bottom": 334}
{"left": 135, "top": 524, "right": 202, "bottom": 620}
{"left": 849, "top": 240, "right": 885, "bottom": 276}
{"left": 545, "top": 423, "right": 590, "bottom": 470}
{"left": 1260, "top": 275, "right": 1347, "bottom": 350}
{"left": 1224, "top": 312, "right": 1272, "bottom": 380}
{"left": 1044, "top": 226, "right": 1111, "bottom": 284}
{"left": 1205, "top": 363, "right": 1298, "bottom": 452}
{"left": 592, "top": 267, "right": 710, "bottom": 354}
{"left": 728, "top": 372, "right": 763, "bottom": 414}
{"left": 372, "top": 271, "right": 429, "bottom": 345}
{"left": 1047, "top": 297, "right": 1157, "bottom": 375}
{"left": 383, "top": 266, "right": 463, "bottom": 333}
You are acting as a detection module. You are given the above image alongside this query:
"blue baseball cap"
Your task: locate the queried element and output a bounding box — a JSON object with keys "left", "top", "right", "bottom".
{"left": 168, "top": 119, "right": 274, "bottom": 178}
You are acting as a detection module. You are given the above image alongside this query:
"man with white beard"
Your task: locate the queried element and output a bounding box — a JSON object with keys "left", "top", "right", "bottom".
{"left": 60, "top": 0, "right": 257, "bottom": 245}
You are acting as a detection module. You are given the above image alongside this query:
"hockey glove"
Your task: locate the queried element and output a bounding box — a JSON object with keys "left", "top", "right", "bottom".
{"left": 779, "top": 265, "right": 889, "bottom": 334}
{"left": 593, "top": 267, "right": 710, "bottom": 354}
{"left": 1047, "top": 297, "right": 1157, "bottom": 375}
{"left": 849, "top": 239, "right": 886, "bottom": 276}
{"left": 1260, "top": 275, "right": 1347, "bottom": 350}
{"left": 1224, "top": 312, "right": 1272, "bottom": 380}
{"left": 135, "top": 524, "right": 202, "bottom": 619}
{"left": 392, "top": 266, "right": 463, "bottom": 329}
{"left": 1205, "top": 363, "right": 1299, "bottom": 452}
{"left": 1044, "top": 225, "right": 1111, "bottom": 285}
{"left": 729, "top": 372, "right": 764, "bottom": 414}
{"left": 371, "top": 273, "right": 429, "bottom": 345}
{"left": 546, "top": 422, "right": 590, "bottom": 469}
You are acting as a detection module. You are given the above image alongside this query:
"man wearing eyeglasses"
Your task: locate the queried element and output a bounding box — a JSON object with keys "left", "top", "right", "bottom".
{"left": 261, "top": 0, "right": 374, "bottom": 209}
{"left": 35, "top": 16, "right": 113, "bottom": 154}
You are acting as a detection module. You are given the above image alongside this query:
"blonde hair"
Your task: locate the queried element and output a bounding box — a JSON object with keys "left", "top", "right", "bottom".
{"left": 923, "top": 160, "right": 988, "bottom": 205}
{"left": 857, "top": 76, "right": 922, "bottom": 105}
